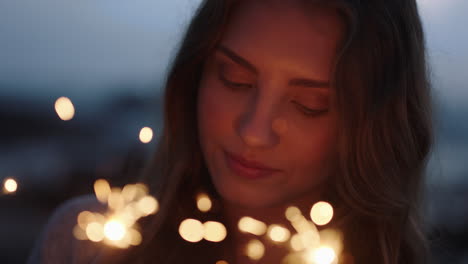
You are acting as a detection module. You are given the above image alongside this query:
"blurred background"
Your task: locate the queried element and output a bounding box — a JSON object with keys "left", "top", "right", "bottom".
{"left": 0, "top": 0, "right": 466, "bottom": 263}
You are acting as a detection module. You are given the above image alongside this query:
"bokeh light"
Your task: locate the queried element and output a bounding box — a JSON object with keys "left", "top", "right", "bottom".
{"left": 76, "top": 181, "right": 158, "bottom": 248}
{"left": 203, "top": 221, "right": 227, "bottom": 242}
{"left": 54, "top": 96, "right": 75, "bottom": 121}
{"left": 196, "top": 192, "right": 212, "bottom": 212}
{"left": 104, "top": 219, "right": 126, "bottom": 241}
{"left": 139, "top": 127, "right": 153, "bottom": 143}
{"left": 310, "top": 201, "right": 334, "bottom": 226}
{"left": 216, "top": 261, "right": 229, "bottom": 264}
{"left": 179, "top": 218, "right": 204, "bottom": 243}
{"left": 245, "top": 239, "right": 265, "bottom": 260}
{"left": 285, "top": 206, "right": 302, "bottom": 222}
{"left": 3, "top": 178, "right": 18, "bottom": 193}
{"left": 238, "top": 216, "right": 267, "bottom": 236}
{"left": 86, "top": 222, "right": 105, "bottom": 242}
{"left": 137, "top": 196, "right": 159, "bottom": 216}
{"left": 306, "top": 246, "right": 337, "bottom": 264}
{"left": 267, "top": 224, "right": 291, "bottom": 243}
{"left": 94, "top": 179, "right": 111, "bottom": 204}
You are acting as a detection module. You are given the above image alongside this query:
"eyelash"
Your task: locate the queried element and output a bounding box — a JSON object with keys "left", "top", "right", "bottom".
{"left": 219, "top": 74, "right": 328, "bottom": 118}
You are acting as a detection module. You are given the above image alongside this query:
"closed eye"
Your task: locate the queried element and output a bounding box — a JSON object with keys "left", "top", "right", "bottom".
{"left": 292, "top": 101, "right": 328, "bottom": 117}
{"left": 218, "top": 73, "right": 253, "bottom": 90}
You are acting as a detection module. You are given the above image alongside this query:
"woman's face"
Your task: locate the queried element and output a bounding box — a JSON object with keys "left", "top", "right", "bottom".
{"left": 197, "top": 0, "right": 343, "bottom": 209}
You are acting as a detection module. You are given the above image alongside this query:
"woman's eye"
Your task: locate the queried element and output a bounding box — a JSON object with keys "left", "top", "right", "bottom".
{"left": 293, "top": 101, "right": 328, "bottom": 117}
{"left": 218, "top": 73, "right": 253, "bottom": 90}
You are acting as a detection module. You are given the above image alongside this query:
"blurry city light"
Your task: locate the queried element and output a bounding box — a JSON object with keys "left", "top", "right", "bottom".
{"left": 3, "top": 178, "right": 18, "bottom": 193}
{"left": 238, "top": 216, "right": 267, "bottom": 236}
{"left": 54, "top": 96, "right": 75, "bottom": 121}
{"left": 267, "top": 224, "right": 291, "bottom": 243}
{"left": 245, "top": 239, "right": 265, "bottom": 260}
{"left": 203, "top": 221, "right": 227, "bottom": 242}
{"left": 139, "top": 127, "right": 153, "bottom": 143}
{"left": 196, "top": 192, "right": 212, "bottom": 212}
{"left": 179, "top": 218, "right": 204, "bottom": 243}
{"left": 310, "top": 202, "right": 334, "bottom": 226}
{"left": 104, "top": 219, "right": 126, "bottom": 241}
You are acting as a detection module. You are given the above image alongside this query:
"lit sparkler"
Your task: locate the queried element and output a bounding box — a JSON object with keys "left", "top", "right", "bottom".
{"left": 74, "top": 179, "right": 158, "bottom": 248}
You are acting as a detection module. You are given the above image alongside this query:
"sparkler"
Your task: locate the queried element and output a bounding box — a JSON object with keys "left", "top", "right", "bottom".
{"left": 74, "top": 180, "right": 341, "bottom": 263}
{"left": 237, "top": 202, "right": 340, "bottom": 264}
{"left": 73, "top": 179, "right": 158, "bottom": 248}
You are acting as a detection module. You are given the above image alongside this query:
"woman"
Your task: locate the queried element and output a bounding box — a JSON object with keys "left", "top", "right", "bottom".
{"left": 28, "top": 0, "right": 434, "bottom": 263}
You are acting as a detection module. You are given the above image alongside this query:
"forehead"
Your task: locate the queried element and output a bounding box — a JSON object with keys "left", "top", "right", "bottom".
{"left": 221, "top": 0, "right": 344, "bottom": 80}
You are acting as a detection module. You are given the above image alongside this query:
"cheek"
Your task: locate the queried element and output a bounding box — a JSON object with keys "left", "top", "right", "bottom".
{"left": 287, "top": 118, "right": 337, "bottom": 180}
{"left": 197, "top": 77, "right": 237, "bottom": 144}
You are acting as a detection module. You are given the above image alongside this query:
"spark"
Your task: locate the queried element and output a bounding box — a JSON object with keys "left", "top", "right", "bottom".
{"left": 203, "top": 221, "right": 227, "bottom": 242}
{"left": 238, "top": 216, "right": 267, "bottom": 236}
{"left": 179, "top": 218, "right": 205, "bottom": 243}
{"left": 310, "top": 202, "right": 334, "bottom": 226}
{"left": 245, "top": 239, "right": 265, "bottom": 260}
{"left": 196, "top": 192, "right": 212, "bottom": 212}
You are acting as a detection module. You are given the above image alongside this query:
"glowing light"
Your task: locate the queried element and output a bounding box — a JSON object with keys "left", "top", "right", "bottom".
{"left": 77, "top": 211, "right": 96, "bottom": 229}
{"left": 139, "top": 127, "right": 153, "bottom": 143}
{"left": 121, "top": 184, "right": 138, "bottom": 202}
{"left": 86, "top": 222, "right": 104, "bottom": 242}
{"left": 179, "top": 218, "right": 204, "bottom": 243}
{"left": 310, "top": 201, "right": 334, "bottom": 226}
{"left": 104, "top": 219, "right": 126, "bottom": 241}
{"left": 76, "top": 182, "right": 158, "bottom": 248}
{"left": 54, "top": 96, "right": 75, "bottom": 121}
{"left": 290, "top": 234, "right": 304, "bottom": 251}
{"left": 285, "top": 206, "right": 301, "bottom": 222}
{"left": 137, "top": 196, "right": 159, "bottom": 216}
{"left": 238, "top": 216, "right": 267, "bottom": 236}
{"left": 73, "top": 225, "right": 87, "bottom": 240}
{"left": 3, "top": 178, "right": 17, "bottom": 193}
{"left": 299, "top": 229, "right": 320, "bottom": 249}
{"left": 108, "top": 188, "right": 125, "bottom": 210}
{"left": 129, "top": 228, "right": 142, "bottom": 246}
{"left": 203, "top": 221, "right": 227, "bottom": 242}
{"left": 319, "top": 229, "right": 344, "bottom": 257}
{"left": 216, "top": 261, "right": 229, "bottom": 264}
{"left": 94, "top": 179, "right": 111, "bottom": 204}
{"left": 306, "top": 247, "right": 336, "bottom": 264}
{"left": 245, "top": 239, "right": 265, "bottom": 260}
{"left": 196, "top": 192, "right": 212, "bottom": 212}
{"left": 267, "top": 224, "right": 291, "bottom": 243}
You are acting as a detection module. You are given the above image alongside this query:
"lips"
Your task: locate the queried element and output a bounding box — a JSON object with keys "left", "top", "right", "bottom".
{"left": 224, "top": 151, "right": 280, "bottom": 179}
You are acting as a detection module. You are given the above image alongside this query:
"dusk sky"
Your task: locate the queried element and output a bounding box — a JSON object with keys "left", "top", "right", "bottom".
{"left": 0, "top": 0, "right": 466, "bottom": 104}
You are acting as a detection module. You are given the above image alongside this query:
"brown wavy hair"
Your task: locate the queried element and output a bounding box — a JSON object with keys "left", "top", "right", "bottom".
{"left": 117, "top": 0, "right": 434, "bottom": 263}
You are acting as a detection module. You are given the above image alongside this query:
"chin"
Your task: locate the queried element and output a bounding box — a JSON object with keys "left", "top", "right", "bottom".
{"left": 212, "top": 178, "right": 287, "bottom": 209}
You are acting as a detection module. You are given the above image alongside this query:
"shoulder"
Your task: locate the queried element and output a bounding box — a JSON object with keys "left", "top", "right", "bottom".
{"left": 27, "top": 194, "right": 111, "bottom": 264}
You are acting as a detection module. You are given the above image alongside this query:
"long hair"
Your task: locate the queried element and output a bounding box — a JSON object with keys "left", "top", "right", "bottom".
{"left": 118, "top": 0, "right": 434, "bottom": 263}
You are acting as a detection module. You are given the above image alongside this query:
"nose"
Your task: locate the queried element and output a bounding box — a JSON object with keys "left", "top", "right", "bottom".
{"left": 235, "top": 95, "right": 281, "bottom": 149}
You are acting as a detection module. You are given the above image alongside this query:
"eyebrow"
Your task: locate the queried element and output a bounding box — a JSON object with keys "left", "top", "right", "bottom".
{"left": 216, "top": 44, "right": 330, "bottom": 89}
